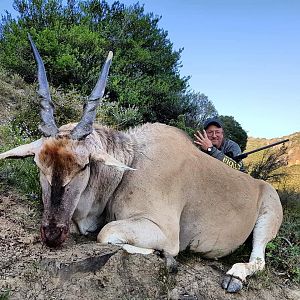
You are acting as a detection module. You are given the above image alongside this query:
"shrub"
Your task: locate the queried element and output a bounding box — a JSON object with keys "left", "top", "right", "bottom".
{"left": 247, "top": 145, "right": 288, "bottom": 182}
{"left": 96, "top": 100, "right": 143, "bottom": 130}
{"left": 11, "top": 86, "right": 83, "bottom": 138}
{"left": 0, "top": 0, "right": 189, "bottom": 127}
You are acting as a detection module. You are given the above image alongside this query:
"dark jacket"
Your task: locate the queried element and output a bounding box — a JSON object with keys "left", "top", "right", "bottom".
{"left": 206, "top": 139, "right": 246, "bottom": 172}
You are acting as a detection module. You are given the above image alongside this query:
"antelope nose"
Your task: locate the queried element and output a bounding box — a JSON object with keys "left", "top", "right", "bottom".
{"left": 40, "top": 223, "right": 69, "bottom": 247}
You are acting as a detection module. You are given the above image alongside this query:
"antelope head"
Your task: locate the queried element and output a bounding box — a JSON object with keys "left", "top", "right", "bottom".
{"left": 0, "top": 35, "right": 130, "bottom": 247}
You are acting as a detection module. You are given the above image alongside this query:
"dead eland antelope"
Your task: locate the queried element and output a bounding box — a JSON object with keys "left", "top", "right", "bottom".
{"left": 0, "top": 35, "right": 282, "bottom": 293}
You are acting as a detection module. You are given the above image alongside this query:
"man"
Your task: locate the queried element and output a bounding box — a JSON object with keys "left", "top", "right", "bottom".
{"left": 194, "top": 117, "right": 245, "bottom": 172}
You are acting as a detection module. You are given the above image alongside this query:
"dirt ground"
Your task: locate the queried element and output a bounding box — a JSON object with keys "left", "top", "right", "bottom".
{"left": 0, "top": 189, "right": 299, "bottom": 300}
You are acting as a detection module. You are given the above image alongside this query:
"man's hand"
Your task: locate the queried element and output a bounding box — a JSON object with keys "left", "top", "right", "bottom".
{"left": 194, "top": 130, "right": 213, "bottom": 151}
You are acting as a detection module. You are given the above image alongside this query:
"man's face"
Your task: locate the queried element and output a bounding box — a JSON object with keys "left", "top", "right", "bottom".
{"left": 205, "top": 125, "right": 224, "bottom": 149}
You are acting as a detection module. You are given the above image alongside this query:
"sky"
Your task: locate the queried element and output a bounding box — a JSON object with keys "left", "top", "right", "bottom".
{"left": 0, "top": 0, "right": 299, "bottom": 138}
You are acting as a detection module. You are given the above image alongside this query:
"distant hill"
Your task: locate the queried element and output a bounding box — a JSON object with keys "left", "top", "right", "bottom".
{"left": 246, "top": 132, "right": 300, "bottom": 166}
{"left": 245, "top": 132, "right": 300, "bottom": 191}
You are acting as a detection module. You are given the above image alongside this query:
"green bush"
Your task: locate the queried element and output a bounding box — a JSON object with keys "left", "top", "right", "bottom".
{"left": 96, "top": 100, "right": 143, "bottom": 130}
{"left": 219, "top": 115, "right": 248, "bottom": 152}
{"left": 0, "top": 0, "right": 189, "bottom": 126}
{"left": 10, "top": 86, "right": 83, "bottom": 138}
{"left": 0, "top": 125, "right": 40, "bottom": 201}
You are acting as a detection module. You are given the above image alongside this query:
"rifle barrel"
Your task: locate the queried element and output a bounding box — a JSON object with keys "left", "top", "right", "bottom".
{"left": 234, "top": 138, "right": 289, "bottom": 160}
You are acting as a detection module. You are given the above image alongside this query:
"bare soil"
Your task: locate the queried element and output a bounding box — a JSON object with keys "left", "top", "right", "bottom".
{"left": 0, "top": 189, "right": 299, "bottom": 300}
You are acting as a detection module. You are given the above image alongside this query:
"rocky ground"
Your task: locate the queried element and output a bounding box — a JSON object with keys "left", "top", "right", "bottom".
{"left": 0, "top": 189, "right": 299, "bottom": 300}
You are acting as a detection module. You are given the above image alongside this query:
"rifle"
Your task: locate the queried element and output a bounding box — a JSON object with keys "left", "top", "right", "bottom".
{"left": 234, "top": 139, "right": 289, "bottom": 161}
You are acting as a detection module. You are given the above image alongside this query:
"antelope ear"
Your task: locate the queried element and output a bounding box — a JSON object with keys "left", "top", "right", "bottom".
{"left": 91, "top": 150, "right": 135, "bottom": 171}
{"left": 0, "top": 139, "right": 43, "bottom": 159}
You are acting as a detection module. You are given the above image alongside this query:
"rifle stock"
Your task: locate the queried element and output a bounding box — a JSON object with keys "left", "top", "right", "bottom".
{"left": 234, "top": 139, "right": 289, "bottom": 161}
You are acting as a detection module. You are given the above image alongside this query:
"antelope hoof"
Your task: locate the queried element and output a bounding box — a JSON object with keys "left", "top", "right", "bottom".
{"left": 221, "top": 275, "right": 243, "bottom": 293}
{"left": 165, "top": 254, "right": 178, "bottom": 273}
{"left": 154, "top": 250, "right": 178, "bottom": 273}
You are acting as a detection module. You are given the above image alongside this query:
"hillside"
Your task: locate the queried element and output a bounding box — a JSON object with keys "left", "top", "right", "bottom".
{"left": 244, "top": 133, "right": 300, "bottom": 192}
{"left": 246, "top": 133, "right": 300, "bottom": 166}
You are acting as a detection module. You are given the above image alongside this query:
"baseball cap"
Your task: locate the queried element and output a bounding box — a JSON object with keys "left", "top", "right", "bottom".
{"left": 203, "top": 117, "right": 223, "bottom": 130}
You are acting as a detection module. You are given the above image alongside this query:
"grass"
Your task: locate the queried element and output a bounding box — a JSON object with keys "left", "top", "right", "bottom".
{"left": 265, "top": 204, "right": 300, "bottom": 283}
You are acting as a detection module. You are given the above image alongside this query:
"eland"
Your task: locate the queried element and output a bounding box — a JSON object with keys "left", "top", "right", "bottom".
{"left": 0, "top": 35, "right": 283, "bottom": 293}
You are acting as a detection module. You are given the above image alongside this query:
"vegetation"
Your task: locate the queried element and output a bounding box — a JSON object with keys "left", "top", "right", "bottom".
{"left": 183, "top": 92, "right": 218, "bottom": 130}
{"left": 0, "top": 0, "right": 190, "bottom": 127}
{"left": 246, "top": 145, "right": 288, "bottom": 181}
{"left": 245, "top": 137, "right": 300, "bottom": 192}
{"left": 266, "top": 204, "right": 300, "bottom": 283}
{"left": 219, "top": 115, "right": 248, "bottom": 151}
{"left": 244, "top": 138, "right": 300, "bottom": 285}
